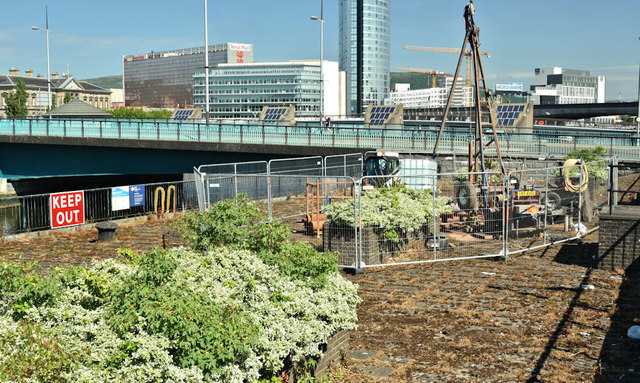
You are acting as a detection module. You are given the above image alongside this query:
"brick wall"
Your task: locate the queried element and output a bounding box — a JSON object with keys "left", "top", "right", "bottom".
{"left": 313, "top": 330, "right": 350, "bottom": 377}
{"left": 598, "top": 205, "right": 640, "bottom": 273}
{"left": 285, "top": 330, "right": 351, "bottom": 379}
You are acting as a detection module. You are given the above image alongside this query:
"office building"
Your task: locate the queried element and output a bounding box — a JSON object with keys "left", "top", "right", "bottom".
{"left": 0, "top": 68, "right": 111, "bottom": 117}
{"left": 193, "top": 60, "right": 346, "bottom": 119}
{"left": 388, "top": 76, "right": 472, "bottom": 109}
{"left": 530, "top": 67, "right": 605, "bottom": 105}
{"left": 123, "top": 43, "right": 253, "bottom": 108}
{"left": 339, "top": 0, "right": 391, "bottom": 115}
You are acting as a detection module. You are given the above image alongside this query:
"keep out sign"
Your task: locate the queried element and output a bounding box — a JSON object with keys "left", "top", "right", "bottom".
{"left": 50, "top": 191, "right": 85, "bottom": 229}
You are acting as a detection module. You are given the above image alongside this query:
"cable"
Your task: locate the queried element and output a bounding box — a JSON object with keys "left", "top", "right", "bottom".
{"left": 562, "top": 158, "right": 588, "bottom": 193}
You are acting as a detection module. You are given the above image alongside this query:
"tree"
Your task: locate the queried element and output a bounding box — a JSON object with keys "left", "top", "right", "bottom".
{"left": 63, "top": 92, "right": 72, "bottom": 103}
{"left": 51, "top": 94, "right": 57, "bottom": 110}
{"left": 5, "top": 78, "right": 28, "bottom": 118}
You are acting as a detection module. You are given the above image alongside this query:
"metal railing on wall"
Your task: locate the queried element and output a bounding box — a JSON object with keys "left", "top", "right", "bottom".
{"left": 0, "top": 180, "right": 198, "bottom": 238}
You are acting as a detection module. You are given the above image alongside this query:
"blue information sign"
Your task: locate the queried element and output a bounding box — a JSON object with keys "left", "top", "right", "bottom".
{"left": 129, "top": 185, "right": 145, "bottom": 207}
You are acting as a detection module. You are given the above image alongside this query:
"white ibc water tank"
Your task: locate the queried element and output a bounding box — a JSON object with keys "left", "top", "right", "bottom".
{"left": 399, "top": 158, "right": 437, "bottom": 191}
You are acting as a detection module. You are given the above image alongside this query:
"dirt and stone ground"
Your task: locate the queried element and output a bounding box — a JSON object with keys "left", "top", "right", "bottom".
{"left": 1, "top": 215, "right": 639, "bottom": 382}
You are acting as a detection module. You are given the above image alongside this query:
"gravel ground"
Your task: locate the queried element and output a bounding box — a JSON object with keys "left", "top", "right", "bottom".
{"left": 1, "top": 216, "right": 638, "bottom": 382}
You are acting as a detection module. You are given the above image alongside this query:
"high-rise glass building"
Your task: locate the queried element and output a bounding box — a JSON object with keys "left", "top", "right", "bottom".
{"left": 339, "top": 0, "right": 391, "bottom": 115}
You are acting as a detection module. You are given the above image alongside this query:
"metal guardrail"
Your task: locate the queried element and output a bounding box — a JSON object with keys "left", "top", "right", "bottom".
{"left": 0, "top": 118, "right": 638, "bottom": 161}
{"left": 607, "top": 161, "right": 640, "bottom": 213}
{"left": 0, "top": 180, "right": 198, "bottom": 237}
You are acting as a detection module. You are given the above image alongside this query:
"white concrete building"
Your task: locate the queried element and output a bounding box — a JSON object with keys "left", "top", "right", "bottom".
{"left": 531, "top": 67, "right": 605, "bottom": 105}
{"left": 194, "top": 60, "right": 346, "bottom": 119}
{"left": 388, "top": 76, "right": 473, "bottom": 109}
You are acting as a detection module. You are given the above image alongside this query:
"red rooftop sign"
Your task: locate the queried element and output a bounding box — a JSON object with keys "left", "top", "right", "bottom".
{"left": 50, "top": 191, "right": 85, "bottom": 229}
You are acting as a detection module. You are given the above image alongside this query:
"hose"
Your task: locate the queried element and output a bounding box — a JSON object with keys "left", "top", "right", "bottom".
{"left": 562, "top": 159, "right": 588, "bottom": 193}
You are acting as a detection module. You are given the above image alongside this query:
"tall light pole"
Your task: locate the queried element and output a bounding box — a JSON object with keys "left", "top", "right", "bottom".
{"left": 311, "top": 0, "right": 324, "bottom": 126}
{"left": 32, "top": 7, "right": 52, "bottom": 119}
{"left": 204, "top": 0, "right": 210, "bottom": 124}
{"left": 637, "top": 37, "right": 640, "bottom": 146}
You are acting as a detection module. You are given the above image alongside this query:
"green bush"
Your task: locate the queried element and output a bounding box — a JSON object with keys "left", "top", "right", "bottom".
{"left": 323, "top": 184, "right": 451, "bottom": 243}
{"left": 174, "top": 194, "right": 338, "bottom": 288}
{"left": 107, "top": 250, "right": 258, "bottom": 378}
{"left": 0, "top": 244, "right": 359, "bottom": 382}
{"left": 564, "top": 146, "right": 609, "bottom": 179}
{"left": 0, "top": 321, "right": 83, "bottom": 382}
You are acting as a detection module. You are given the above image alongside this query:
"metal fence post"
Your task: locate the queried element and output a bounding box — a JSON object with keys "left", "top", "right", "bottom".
{"left": 46, "top": 119, "right": 49, "bottom": 136}
{"left": 117, "top": 121, "right": 121, "bottom": 139}
{"left": 611, "top": 156, "right": 618, "bottom": 213}
{"left": 81, "top": 120, "right": 84, "bottom": 137}
{"left": 504, "top": 171, "right": 511, "bottom": 261}
{"left": 578, "top": 164, "right": 583, "bottom": 228}
{"left": 233, "top": 164, "right": 238, "bottom": 198}
{"left": 543, "top": 168, "right": 549, "bottom": 246}
{"left": 432, "top": 175, "right": 438, "bottom": 260}
{"left": 137, "top": 122, "right": 140, "bottom": 139}
{"left": 99, "top": 120, "right": 103, "bottom": 138}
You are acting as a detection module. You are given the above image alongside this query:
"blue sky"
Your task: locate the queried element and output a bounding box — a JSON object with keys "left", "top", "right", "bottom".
{"left": 1, "top": 0, "right": 639, "bottom": 100}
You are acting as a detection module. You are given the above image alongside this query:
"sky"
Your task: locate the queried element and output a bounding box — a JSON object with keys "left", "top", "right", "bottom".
{"left": 1, "top": 0, "right": 639, "bottom": 101}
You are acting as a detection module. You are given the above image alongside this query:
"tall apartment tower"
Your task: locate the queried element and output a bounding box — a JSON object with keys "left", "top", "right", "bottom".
{"left": 339, "top": 0, "right": 390, "bottom": 115}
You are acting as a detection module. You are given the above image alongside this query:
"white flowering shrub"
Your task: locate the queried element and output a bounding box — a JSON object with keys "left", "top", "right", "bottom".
{"left": 323, "top": 185, "right": 451, "bottom": 242}
{"left": 0, "top": 246, "right": 360, "bottom": 382}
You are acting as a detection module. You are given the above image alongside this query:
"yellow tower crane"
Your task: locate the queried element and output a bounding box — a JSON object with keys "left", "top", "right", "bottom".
{"left": 403, "top": 45, "right": 491, "bottom": 87}
{"left": 394, "top": 67, "right": 444, "bottom": 88}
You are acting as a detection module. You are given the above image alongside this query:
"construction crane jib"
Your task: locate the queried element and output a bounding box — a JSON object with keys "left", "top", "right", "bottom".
{"left": 403, "top": 45, "right": 491, "bottom": 88}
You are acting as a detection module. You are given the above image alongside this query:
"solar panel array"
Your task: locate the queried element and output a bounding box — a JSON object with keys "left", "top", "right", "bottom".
{"left": 263, "top": 108, "right": 288, "bottom": 122}
{"left": 496, "top": 104, "right": 525, "bottom": 127}
{"left": 369, "top": 106, "right": 396, "bottom": 125}
{"left": 173, "top": 110, "right": 195, "bottom": 120}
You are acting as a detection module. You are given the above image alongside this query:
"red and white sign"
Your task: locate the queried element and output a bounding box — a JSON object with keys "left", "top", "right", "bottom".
{"left": 229, "top": 43, "right": 251, "bottom": 52}
{"left": 50, "top": 191, "right": 85, "bottom": 229}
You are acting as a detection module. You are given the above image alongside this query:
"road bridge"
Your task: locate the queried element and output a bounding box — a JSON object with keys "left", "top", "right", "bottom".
{"left": 0, "top": 118, "right": 637, "bottom": 179}
{"left": 404, "top": 101, "right": 639, "bottom": 121}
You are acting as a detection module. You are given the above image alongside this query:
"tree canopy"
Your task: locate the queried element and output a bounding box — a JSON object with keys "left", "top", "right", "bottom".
{"left": 108, "top": 107, "right": 172, "bottom": 119}
{"left": 5, "top": 79, "right": 28, "bottom": 118}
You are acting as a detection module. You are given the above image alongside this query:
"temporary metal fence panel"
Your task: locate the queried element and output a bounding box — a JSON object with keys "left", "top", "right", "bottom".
{"left": 355, "top": 172, "right": 504, "bottom": 269}
{"left": 191, "top": 173, "right": 359, "bottom": 268}
{"left": 0, "top": 180, "right": 198, "bottom": 238}
{"left": 268, "top": 156, "right": 323, "bottom": 176}
{"left": 323, "top": 153, "right": 363, "bottom": 177}
{"left": 504, "top": 160, "right": 609, "bottom": 257}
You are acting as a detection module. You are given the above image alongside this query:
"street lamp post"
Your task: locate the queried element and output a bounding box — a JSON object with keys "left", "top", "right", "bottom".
{"left": 637, "top": 37, "right": 640, "bottom": 146}
{"left": 32, "top": 7, "right": 52, "bottom": 119}
{"left": 311, "top": 0, "right": 324, "bottom": 126}
{"left": 204, "top": 0, "right": 210, "bottom": 125}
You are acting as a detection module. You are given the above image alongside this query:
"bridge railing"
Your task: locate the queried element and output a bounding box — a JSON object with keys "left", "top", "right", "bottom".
{"left": 0, "top": 118, "right": 638, "bottom": 161}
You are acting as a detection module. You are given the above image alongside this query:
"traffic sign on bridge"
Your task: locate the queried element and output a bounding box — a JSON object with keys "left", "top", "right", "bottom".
{"left": 50, "top": 191, "right": 85, "bottom": 229}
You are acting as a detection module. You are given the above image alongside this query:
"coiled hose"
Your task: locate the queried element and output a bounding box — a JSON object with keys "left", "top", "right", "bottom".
{"left": 562, "top": 158, "right": 589, "bottom": 193}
